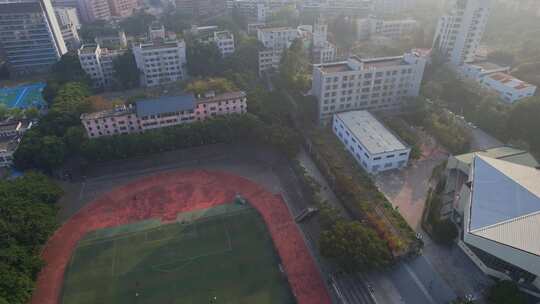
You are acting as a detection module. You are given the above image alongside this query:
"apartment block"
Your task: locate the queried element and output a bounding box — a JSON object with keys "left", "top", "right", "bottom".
{"left": 479, "top": 73, "right": 536, "bottom": 104}
{"left": 299, "top": 0, "right": 373, "bottom": 18}
{"left": 132, "top": 39, "right": 187, "bottom": 87}
{"left": 433, "top": 0, "right": 490, "bottom": 66}
{"left": 312, "top": 50, "right": 427, "bottom": 123}
{"left": 311, "top": 20, "right": 336, "bottom": 64}
{"left": 77, "top": 0, "right": 111, "bottom": 22}
{"left": 81, "top": 91, "right": 247, "bottom": 138}
{"left": 213, "top": 31, "right": 235, "bottom": 57}
{"left": 257, "top": 27, "right": 299, "bottom": 74}
{"left": 0, "top": 0, "right": 67, "bottom": 75}
{"left": 107, "top": 0, "right": 139, "bottom": 18}
{"left": 333, "top": 111, "right": 410, "bottom": 174}
{"left": 78, "top": 44, "right": 125, "bottom": 88}
{"left": 357, "top": 17, "right": 418, "bottom": 40}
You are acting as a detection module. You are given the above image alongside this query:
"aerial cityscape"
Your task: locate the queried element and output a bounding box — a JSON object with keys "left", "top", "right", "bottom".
{"left": 0, "top": 0, "right": 539, "bottom": 303}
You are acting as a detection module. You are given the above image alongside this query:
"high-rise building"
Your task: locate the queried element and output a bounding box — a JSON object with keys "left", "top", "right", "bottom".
{"left": 132, "top": 39, "right": 187, "bottom": 87}
{"left": 311, "top": 50, "right": 427, "bottom": 123}
{"left": 107, "top": 0, "right": 140, "bottom": 18}
{"left": 77, "top": 0, "right": 111, "bottom": 22}
{"left": 433, "top": 0, "right": 490, "bottom": 66}
{"left": 0, "top": 0, "right": 67, "bottom": 75}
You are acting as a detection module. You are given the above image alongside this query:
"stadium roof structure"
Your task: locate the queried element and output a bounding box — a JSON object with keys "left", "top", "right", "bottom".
{"left": 468, "top": 155, "right": 540, "bottom": 256}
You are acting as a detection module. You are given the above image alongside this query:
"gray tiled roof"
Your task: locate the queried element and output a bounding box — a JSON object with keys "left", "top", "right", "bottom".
{"left": 136, "top": 94, "right": 195, "bottom": 117}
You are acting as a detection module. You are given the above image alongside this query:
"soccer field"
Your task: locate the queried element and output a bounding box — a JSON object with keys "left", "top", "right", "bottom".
{"left": 0, "top": 83, "right": 46, "bottom": 109}
{"left": 61, "top": 203, "right": 296, "bottom": 304}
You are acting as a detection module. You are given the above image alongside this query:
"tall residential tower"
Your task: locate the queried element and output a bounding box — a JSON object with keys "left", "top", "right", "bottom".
{"left": 433, "top": 0, "right": 490, "bottom": 66}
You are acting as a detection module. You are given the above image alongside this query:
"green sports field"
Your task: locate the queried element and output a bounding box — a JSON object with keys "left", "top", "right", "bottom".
{"left": 61, "top": 203, "right": 296, "bottom": 304}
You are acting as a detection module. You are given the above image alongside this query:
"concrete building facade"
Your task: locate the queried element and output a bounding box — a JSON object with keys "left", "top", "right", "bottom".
{"left": 55, "top": 7, "right": 81, "bottom": 50}
{"left": 0, "top": 0, "right": 67, "bottom": 75}
{"left": 333, "top": 111, "right": 410, "bottom": 174}
{"left": 78, "top": 44, "right": 125, "bottom": 88}
{"left": 373, "top": 0, "right": 415, "bottom": 14}
{"left": 81, "top": 91, "right": 247, "bottom": 138}
{"left": 257, "top": 27, "right": 299, "bottom": 74}
{"left": 132, "top": 39, "right": 187, "bottom": 87}
{"left": 312, "top": 50, "right": 427, "bottom": 123}
{"left": 433, "top": 0, "right": 490, "bottom": 66}
{"left": 107, "top": 0, "right": 139, "bottom": 18}
{"left": 0, "top": 120, "right": 33, "bottom": 167}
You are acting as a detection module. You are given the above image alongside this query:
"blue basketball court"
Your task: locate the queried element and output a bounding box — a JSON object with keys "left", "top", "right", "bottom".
{"left": 0, "top": 83, "right": 47, "bottom": 109}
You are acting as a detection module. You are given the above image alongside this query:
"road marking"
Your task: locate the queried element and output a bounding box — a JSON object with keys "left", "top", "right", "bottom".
{"left": 403, "top": 262, "right": 437, "bottom": 304}
{"left": 13, "top": 87, "right": 28, "bottom": 108}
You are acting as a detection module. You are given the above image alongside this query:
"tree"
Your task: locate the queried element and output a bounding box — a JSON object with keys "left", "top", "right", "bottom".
{"left": 50, "top": 52, "right": 89, "bottom": 84}
{"left": 162, "top": 8, "right": 193, "bottom": 34}
{"left": 507, "top": 97, "right": 540, "bottom": 156}
{"left": 50, "top": 82, "right": 91, "bottom": 115}
{"left": 112, "top": 50, "right": 140, "bottom": 89}
{"left": 487, "top": 281, "right": 527, "bottom": 304}
{"left": 186, "top": 40, "right": 223, "bottom": 77}
{"left": 79, "top": 20, "right": 117, "bottom": 43}
{"left": 320, "top": 220, "right": 392, "bottom": 272}
{"left": 119, "top": 11, "right": 156, "bottom": 36}
{"left": 0, "top": 105, "right": 8, "bottom": 120}
{"left": 184, "top": 78, "right": 236, "bottom": 95}
{"left": 279, "top": 39, "right": 309, "bottom": 91}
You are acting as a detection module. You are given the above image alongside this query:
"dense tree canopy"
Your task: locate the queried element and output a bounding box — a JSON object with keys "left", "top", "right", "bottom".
{"left": 112, "top": 50, "right": 140, "bottom": 89}
{"left": 119, "top": 11, "right": 156, "bottom": 36}
{"left": 487, "top": 280, "right": 527, "bottom": 304}
{"left": 186, "top": 40, "right": 223, "bottom": 77}
{"left": 0, "top": 173, "right": 62, "bottom": 304}
{"left": 320, "top": 221, "right": 392, "bottom": 272}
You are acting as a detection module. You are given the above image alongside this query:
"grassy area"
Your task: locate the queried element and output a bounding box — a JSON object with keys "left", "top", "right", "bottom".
{"left": 308, "top": 128, "right": 419, "bottom": 257}
{"left": 62, "top": 203, "right": 295, "bottom": 304}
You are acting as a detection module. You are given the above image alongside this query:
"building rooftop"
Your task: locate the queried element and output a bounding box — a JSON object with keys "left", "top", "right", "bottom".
{"left": 259, "top": 27, "right": 296, "bottom": 32}
{"left": 81, "top": 105, "right": 135, "bottom": 120}
{"left": 318, "top": 55, "right": 406, "bottom": 73}
{"left": 319, "top": 62, "right": 352, "bottom": 73}
{"left": 336, "top": 111, "right": 408, "bottom": 155}
{"left": 361, "top": 57, "right": 404, "bottom": 69}
{"left": 0, "top": 137, "right": 19, "bottom": 152}
{"left": 468, "top": 60, "right": 508, "bottom": 72}
{"left": 79, "top": 44, "right": 99, "bottom": 54}
{"left": 197, "top": 91, "right": 246, "bottom": 104}
{"left": 455, "top": 146, "right": 539, "bottom": 168}
{"left": 489, "top": 73, "right": 534, "bottom": 91}
{"left": 214, "top": 31, "right": 233, "bottom": 40}
{"left": 468, "top": 155, "right": 540, "bottom": 256}
{"left": 136, "top": 39, "right": 184, "bottom": 50}
{"left": 136, "top": 94, "right": 195, "bottom": 117}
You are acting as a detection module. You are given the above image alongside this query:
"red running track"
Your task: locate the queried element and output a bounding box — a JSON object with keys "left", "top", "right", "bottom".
{"left": 31, "top": 170, "right": 331, "bottom": 304}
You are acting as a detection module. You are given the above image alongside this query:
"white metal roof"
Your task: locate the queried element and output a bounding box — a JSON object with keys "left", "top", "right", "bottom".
{"left": 336, "top": 111, "right": 408, "bottom": 155}
{"left": 469, "top": 155, "right": 540, "bottom": 256}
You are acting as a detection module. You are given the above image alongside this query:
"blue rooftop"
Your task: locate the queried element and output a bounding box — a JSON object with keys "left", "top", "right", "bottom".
{"left": 136, "top": 94, "right": 196, "bottom": 117}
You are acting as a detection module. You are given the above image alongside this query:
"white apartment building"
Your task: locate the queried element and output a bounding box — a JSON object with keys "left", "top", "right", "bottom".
{"left": 0, "top": 0, "right": 67, "bottom": 75}
{"left": 311, "top": 20, "right": 336, "bottom": 64}
{"left": 300, "top": 0, "right": 373, "bottom": 17}
{"left": 213, "top": 31, "right": 235, "bottom": 57}
{"left": 257, "top": 27, "right": 299, "bottom": 74}
{"left": 81, "top": 92, "right": 247, "bottom": 138}
{"left": 333, "top": 111, "right": 410, "bottom": 174}
{"left": 433, "top": 0, "right": 490, "bottom": 66}
{"left": 357, "top": 17, "right": 418, "bottom": 40}
{"left": 479, "top": 73, "right": 537, "bottom": 104}
{"left": 133, "top": 40, "right": 187, "bottom": 87}
{"left": 78, "top": 44, "right": 125, "bottom": 88}
{"left": 312, "top": 50, "right": 427, "bottom": 123}
{"left": 257, "top": 27, "right": 299, "bottom": 49}
{"left": 148, "top": 23, "right": 166, "bottom": 40}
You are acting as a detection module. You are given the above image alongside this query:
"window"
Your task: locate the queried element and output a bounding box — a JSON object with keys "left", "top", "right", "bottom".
{"left": 386, "top": 154, "right": 395, "bottom": 158}
{"left": 374, "top": 157, "right": 381, "bottom": 160}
